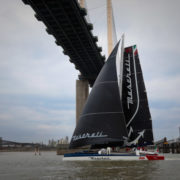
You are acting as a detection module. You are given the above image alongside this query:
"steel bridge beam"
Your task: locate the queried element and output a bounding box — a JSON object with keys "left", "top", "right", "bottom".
{"left": 22, "top": 0, "right": 105, "bottom": 86}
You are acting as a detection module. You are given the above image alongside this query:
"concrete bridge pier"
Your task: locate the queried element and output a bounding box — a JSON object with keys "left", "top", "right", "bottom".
{"left": 76, "top": 79, "right": 89, "bottom": 125}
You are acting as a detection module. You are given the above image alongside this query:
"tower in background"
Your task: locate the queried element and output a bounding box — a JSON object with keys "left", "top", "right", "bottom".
{"left": 79, "top": 0, "right": 85, "bottom": 8}
{"left": 107, "top": 0, "right": 117, "bottom": 56}
{"left": 107, "top": 0, "right": 113, "bottom": 55}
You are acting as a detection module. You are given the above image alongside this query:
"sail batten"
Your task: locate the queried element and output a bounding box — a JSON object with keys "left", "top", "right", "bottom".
{"left": 80, "top": 112, "right": 124, "bottom": 118}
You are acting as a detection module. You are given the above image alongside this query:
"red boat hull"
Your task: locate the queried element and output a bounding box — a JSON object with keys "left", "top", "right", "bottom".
{"left": 146, "top": 155, "right": 165, "bottom": 160}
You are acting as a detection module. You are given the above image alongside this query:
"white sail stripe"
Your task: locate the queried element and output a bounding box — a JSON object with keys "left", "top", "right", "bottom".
{"left": 126, "top": 47, "right": 140, "bottom": 128}
{"left": 116, "top": 39, "right": 121, "bottom": 91}
{"left": 120, "top": 35, "right": 125, "bottom": 100}
{"left": 128, "top": 126, "right": 133, "bottom": 137}
{"left": 115, "top": 35, "right": 124, "bottom": 100}
{"left": 80, "top": 112, "right": 123, "bottom": 118}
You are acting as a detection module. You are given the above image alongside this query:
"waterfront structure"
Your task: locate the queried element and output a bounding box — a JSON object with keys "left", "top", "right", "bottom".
{"left": 1, "top": 139, "right": 39, "bottom": 147}
{"left": 155, "top": 137, "right": 180, "bottom": 153}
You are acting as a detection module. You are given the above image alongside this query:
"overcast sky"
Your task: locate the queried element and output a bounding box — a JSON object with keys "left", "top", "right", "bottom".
{"left": 0, "top": 0, "right": 180, "bottom": 143}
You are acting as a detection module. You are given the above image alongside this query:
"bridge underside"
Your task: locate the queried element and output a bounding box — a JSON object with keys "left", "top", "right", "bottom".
{"left": 22, "top": 0, "right": 105, "bottom": 86}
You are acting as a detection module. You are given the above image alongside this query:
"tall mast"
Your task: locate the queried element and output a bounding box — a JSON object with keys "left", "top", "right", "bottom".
{"left": 107, "top": 0, "right": 113, "bottom": 55}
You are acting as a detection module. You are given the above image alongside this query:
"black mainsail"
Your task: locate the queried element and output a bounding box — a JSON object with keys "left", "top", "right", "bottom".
{"left": 69, "top": 41, "right": 128, "bottom": 149}
{"left": 122, "top": 45, "right": 154, "bottom": 146}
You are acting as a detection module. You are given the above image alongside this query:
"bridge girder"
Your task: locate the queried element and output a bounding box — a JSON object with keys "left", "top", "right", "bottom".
{"left": 22, "top": 0, "right": 105, "bottom": 86}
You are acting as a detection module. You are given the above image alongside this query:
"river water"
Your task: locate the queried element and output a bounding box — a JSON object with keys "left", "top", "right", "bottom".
{"left": 0, "top": 152, "right": 180, "bottom": 180}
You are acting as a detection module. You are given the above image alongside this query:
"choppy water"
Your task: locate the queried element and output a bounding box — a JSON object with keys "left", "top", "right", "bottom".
{"left": 0, "top": 152, "right": 180, "bottom": 180}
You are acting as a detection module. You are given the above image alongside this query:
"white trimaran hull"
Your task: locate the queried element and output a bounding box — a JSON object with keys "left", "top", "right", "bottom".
{"left": 63, "top": 151, "right": 164, "bottom": 161}
{"left": 63, "top": 155, "right": 147, "bottom": 161}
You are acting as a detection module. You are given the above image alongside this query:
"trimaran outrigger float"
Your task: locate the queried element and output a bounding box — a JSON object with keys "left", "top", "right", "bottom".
{"left": 63, "top": 36, "right": 164, "bottom": 161}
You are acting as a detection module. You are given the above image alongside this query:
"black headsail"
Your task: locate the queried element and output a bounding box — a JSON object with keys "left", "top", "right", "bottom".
{"left": 69, "top": 40, "right": 128, "bottom": 149}
{"left": 122, "top": 45, "right": 154, "bottom": 146}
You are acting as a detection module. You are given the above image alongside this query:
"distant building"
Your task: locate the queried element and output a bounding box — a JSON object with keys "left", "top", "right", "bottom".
{"left": 48, "top": 137, "right": 69, "bottom": 147}
{"left": 48, "top": 139, "right": 57, "bottom": 147}
{"left": 58, "top": 136, "right": 69, "bottom": 145}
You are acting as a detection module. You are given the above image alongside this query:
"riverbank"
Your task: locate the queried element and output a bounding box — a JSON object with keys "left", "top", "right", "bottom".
{"left": 0, "top": 147, "right": 56, "bottom": 152}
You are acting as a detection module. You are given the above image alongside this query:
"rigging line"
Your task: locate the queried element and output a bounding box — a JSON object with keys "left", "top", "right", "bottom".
{"left": 88, "top": 7, "right": 106, "bottom": 27}
{"left": 112, "top": 4, "right": 118, "bottom": 48}
{"left": 87, "top": 4, "right": 106, "bottom": 11}
{"left": 126, "top": 48, "right": 140, "bottom": 127}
